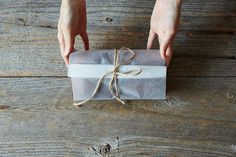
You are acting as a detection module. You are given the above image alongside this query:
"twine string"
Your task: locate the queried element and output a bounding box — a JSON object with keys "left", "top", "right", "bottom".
{"left": 74, "top": 47, "right": 142, "bottom": 106}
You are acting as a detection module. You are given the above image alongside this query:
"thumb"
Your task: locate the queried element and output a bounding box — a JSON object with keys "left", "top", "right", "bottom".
{"left": 165, "top": 45, "right": 173, "bottom": 67}
{"left": 80, "top": 31, "right": 89, "bottom": 50}
{"left": 147, "top": 30, "right": 156, "bottom": 49}
{"left": 160, "top": 34, "right": 174, "bottom": 62}
{"left": 63, "top": 31, "right": 75, "bottom": 64}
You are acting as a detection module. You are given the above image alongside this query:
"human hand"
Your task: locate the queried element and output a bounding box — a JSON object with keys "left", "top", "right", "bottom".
{"left": 147, "top": 0, "right": 182, "bottom": 66}
{"left": 58, "top": 0, "right": 89, "bottom": 65}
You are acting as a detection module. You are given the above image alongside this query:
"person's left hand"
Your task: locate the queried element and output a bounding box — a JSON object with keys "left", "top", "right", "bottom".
{"left": 147, "top": 0, "right": 182, "bottom": 66}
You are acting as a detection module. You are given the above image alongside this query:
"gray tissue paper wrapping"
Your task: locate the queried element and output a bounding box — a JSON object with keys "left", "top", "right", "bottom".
{"left": 68, "top": 50, "right": 166, "bottom": 101}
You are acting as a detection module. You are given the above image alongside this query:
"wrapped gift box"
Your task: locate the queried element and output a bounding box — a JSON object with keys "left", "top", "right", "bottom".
{"left": 68, "top": 49, "right": 166, "bottom": 104}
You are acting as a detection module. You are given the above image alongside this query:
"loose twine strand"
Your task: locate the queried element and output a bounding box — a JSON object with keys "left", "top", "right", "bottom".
{"left": 74, "top": 47, "right": 142, "bottom": 106}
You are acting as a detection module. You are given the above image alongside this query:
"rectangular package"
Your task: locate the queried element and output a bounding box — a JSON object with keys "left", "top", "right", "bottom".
{"left": 68, "top": 49, "right": 166, "bottom": 102}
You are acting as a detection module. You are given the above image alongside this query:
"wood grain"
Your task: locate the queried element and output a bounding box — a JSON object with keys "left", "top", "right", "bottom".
{"left": 0, "top": 24, "right": 236, "bottom": 77}
{"left": 0, "top": 0, "right": 236, "bottom": 156}
{"left": 0, "top": 77, "right": 236, "bottom": 156}
{"left": 1, "top": 51, "right": 236, "bottom": 77}
{"left": 1, "top": 23, "right": 235, "bottom": 57}
{"left": 0, "top": 0, "right": 235, "bottom": 77}
{"left": 0, "top": 0, "right": 235, "bottom": 31}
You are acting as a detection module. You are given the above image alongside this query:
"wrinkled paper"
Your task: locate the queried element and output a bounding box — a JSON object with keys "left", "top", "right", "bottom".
{"left": 68, "top": 50, "right": 166, "bottom": 101}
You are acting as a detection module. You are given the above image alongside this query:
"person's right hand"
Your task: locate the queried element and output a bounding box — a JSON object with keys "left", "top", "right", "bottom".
{"left": 58, "top": 0, "right": 89, "bottom": 65}
{"left": 147, "top": 0, "right": 182, "bottom": 66}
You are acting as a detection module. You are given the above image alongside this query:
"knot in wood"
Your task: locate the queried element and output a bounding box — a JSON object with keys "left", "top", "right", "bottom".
{"left": 106, "top": 17, "right": 113, "bottom": 22}
{"left": 100, "top": 143, "right": 111, "bottom": 155}
{"left": 166, "top": 96, "right": 180, "bottom": 107}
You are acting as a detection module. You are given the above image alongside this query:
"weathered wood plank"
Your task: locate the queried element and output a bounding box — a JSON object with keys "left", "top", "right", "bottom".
{"left": 0, "top": 0, "right": 235, "bottom": 31}
{"left": 1, "top": 77, "right": 236, "bottom": 122}
{"left": 0, "top": 77, "right": 236, "bottom": 156}
{"left": 1, "top": 25, "right": 236, "bottom": 77}
{"left": 0, "top": 136, "right": 235, "bottom": 156}
{"left": 169, "top": 57, "right": 236, "bottom": 77}
{"left": 1, "top": 23, "right": 235, "bottom": 57}
{"left": 1, "top": 47, "right": 236, "bottom": 77}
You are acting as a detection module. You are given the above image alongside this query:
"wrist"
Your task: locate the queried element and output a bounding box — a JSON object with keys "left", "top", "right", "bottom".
{"left": 157, "top": 0, "right": 183, "bottom": 6}
{"left": 176, "top": 0, "right": 183, "bottom": 5}
{"left": 171, "top": 0, "right": 183, "bottom": 9}
{"left": 62, "top": 0, "right": 83, "bottom": 5}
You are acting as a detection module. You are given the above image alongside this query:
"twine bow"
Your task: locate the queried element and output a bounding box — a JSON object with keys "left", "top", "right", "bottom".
{"left": 74, "top": 47, "right": 142, "bottom": 106}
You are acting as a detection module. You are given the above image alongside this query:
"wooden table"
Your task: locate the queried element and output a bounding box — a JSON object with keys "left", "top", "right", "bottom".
{"left": 0, "top": 0, "right": 235, "bottom": 156}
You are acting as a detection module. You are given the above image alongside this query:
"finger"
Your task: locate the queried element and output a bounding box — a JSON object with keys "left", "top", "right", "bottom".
{"left": 160, "top": 34, "right": 174, "bottom": 61}
{"left": 63, "top": 30, "right": 75, "bottom": 65}
{"left": 80, "top": 31, "right": 89, "bottom": 50}
{"left": 57, "top": 27, "right": 67, "bottom": 64}
{"left": 147, "top": 30, "right": 156, "bottom": 49}
{"left": 165, "top": 45, "right": 173, "bottom": 67}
